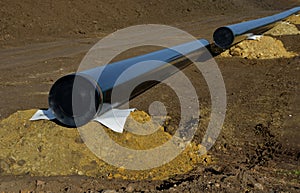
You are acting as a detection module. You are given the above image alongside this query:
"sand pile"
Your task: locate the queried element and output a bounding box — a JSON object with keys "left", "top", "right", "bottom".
{"left": 0, "top": 110, "right": 211, "bottom": 180}
{"left": 263, "top": 14, "right": 300, "bottom": 36}
{"left": 220, "top": 36, "right": 297, "bottom": 59}
{"left": 286, "top": 14, "right": 300, "bottom": 24}
{"left": 264, "top": 22, "right": 300, "bottom": 36}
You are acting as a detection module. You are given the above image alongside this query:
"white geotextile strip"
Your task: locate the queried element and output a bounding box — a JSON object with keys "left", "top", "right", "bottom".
{"left": 30, "top": 107, "right": 135, "bottom": 133}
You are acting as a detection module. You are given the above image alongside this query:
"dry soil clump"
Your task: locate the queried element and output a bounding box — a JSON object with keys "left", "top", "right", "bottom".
{"left": 286, "top": 14, "right": 300, "bottom": 24}
{"left": 0, "top": 110, "right": 211, "bottom": 180}
{"left": 220, "top": 36, "right": 297, "bottom": 59}
{"left": 265, "top": 22, "right": 300, "bottom": 36}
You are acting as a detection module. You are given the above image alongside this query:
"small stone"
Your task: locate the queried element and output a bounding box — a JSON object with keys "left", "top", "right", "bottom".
{"left": 126, "top": 184, "right": 134, "bottom": 192}
{"left": 36, "top": 180, "right": 45, "bottom": 187}
{"left": 254, "top": 183, "right": 264, "bottom": 190}
{"left": 17, "top": 159, "right": 26, "bottom": 166}
{"left": 107, "top": 173, "right": 113, "bottom": 179}
{"left": 117, "top": 166, "right": 125, "bottom": 173}
{"left": 102, "top": 190, "right": 117, "bottom": 193}
{"left": 114, "top": 173, "right": 122, "bottom": 178}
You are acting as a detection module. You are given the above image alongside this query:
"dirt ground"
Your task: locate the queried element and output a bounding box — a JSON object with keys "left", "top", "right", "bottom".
{"left": 0, "top": 0, "right": 300, "bottom": 192}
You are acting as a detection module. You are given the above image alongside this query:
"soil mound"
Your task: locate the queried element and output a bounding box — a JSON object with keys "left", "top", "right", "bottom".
{"left": 0, "top": 110, "right": 211, "bottom": 180}
{"left": 220, "top": 36, "right": 297, "bottom": 59}
{"left": 265, "top": 22, "right": 300, "bottom": 36}
{"left": 286, "top": 14, "right": 300, "bottom": 24}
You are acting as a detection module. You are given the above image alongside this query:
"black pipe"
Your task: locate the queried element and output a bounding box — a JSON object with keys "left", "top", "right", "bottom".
{"left": 49, "top": 39, "right": 210, "bottom": 127}
{"left": 213, "top": 7, "right": 300, "bottom": 49}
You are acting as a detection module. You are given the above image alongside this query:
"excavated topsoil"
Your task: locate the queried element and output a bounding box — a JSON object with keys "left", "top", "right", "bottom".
{"left": 0, "top": 0, "right": 300, "bottom": 192}
{"left": 0, "top": 109, "right": 212, "bottom": 180}
{"left": 265, "top": 14, "right": 300, "bottom": 36}
{"left": 265, "top": 22, "right": 300, "bottom": 36}
{"left": 220, "top": 36, "right": 297, "bottom": 59}
{"left": 286, "top": 14, "right": 300, "bottom": 24}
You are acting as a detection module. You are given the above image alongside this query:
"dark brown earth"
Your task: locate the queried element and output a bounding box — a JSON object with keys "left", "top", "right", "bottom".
{"left": 0, "top": 0, "right": 300, "bottom": 192}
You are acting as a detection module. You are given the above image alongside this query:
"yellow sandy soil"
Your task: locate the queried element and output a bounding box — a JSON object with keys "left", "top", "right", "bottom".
{"left": 286, "top": 14, "right": 300, "bottom": 25}
{"left": 0, "top": 110, "right": 212, "bottom": 180}
{"left": 220, "top": 36, "right": 297, "bottom": 59}
{"left": 265, "top": 22, "right": 300, "bottom": 36}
